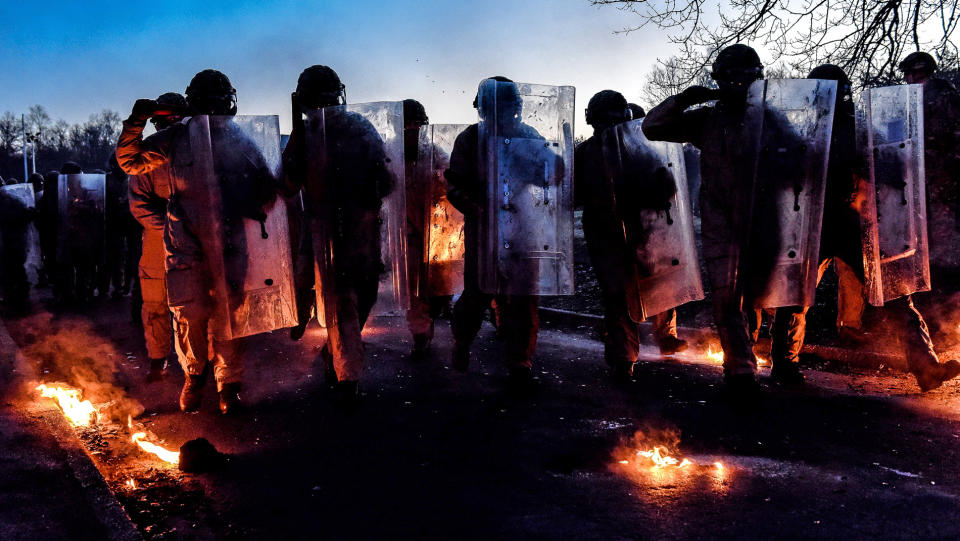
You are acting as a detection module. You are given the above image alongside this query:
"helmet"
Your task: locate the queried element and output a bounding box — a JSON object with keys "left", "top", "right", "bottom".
{"left": 153, "top": 92, "right": 188, "bottom": 130}
{"left": 403, "top": 99, "right": 428, "bottom": 126}
{"left": 899, "top": 51, "right": 937, "bottom": 74}
{"left": 473, "top": 76, "right": 513, "bottom": 109}
{"left": 808, "top": 64, "right": 852, "bottom": 100}
{"left": 295, "top": 65, "right": 346, "bottom": 109}
{"left": 585, "top": 90, "right": 630, "bottom": 127}
{"left": 627, "top": 103, "right": 646, "bottom": 120}
{"left": 156, "top": 92, "right": 187, "bottom": 110}
{"left": 60, "top": 162, "right": 82, "bottom": 175}
{"left": 28, "top": 172, "right": 44, "bottom": 189}
{"left": 185, "top": 69, "right": 237, "bottom": 115}
{"left": 711, "top": 44, "right": 763, "bottom": 82}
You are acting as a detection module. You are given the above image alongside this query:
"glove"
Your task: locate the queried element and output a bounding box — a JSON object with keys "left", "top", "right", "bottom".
{"left": 677, "top": 86, "right": 719, "bottom": 108}
{"left": 128, "top": 99, "right": 158, "bottom": 126}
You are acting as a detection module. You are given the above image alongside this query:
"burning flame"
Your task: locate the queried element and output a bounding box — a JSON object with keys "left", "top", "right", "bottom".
{"left": 131, "top": 432, "right": 180, "bottom": 465}
{"left": 125, "top": 479, "right": 137, "bottom": 490}
{"left": 636, "top": 446, "right": 692, "bottom": 469}
{"left": 35, "top": 384, "right": 98, "bottom": 426}
{"left": 704, "top": 346, "right": 768, "bottom": 368}
{"left": 127, "top": 415, "right": 179, "bottom": 465}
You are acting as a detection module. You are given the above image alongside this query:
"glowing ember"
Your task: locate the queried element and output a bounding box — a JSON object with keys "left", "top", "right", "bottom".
{"left": 35, "top": 384, "right": 98, "bottom": 426}
{"left": 125, "top": 479, "right": 137, "bottom": 490}
{"left": 756, "top": 356, "right": 770, "bottom": 367}
{"left": 715, "top": 462, "right": 724, "bottom": 471}
{"left": 130, "top": 432, "right": 180, "bottom": 465}
{"left": 636, "top": 446, "right": 692, "bottom": 469}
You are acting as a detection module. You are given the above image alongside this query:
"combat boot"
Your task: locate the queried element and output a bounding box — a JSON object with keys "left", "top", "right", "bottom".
{"left": 290, "top": 321, "right": 308, "bottom": 341}
{"left": 179, "top": 370, "right": 208, "bottom": 413}
{"left": 658, "top": 336, "right": 688, "bottom": 356}
{"left": 218, "top": 382, "right": 243, "bottom": 415}
{"left": 770, "top": 362, "right": 806, "bottom": 387}
{"left": 915, "top": 360, "right": 960, "bottom": 392}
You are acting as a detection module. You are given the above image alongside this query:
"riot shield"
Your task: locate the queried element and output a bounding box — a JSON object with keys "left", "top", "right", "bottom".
{"left": 302, "top": 108, "right": 338, "bottom": 329}
{"left": 302, "top": 102, "right": 407, "bottom": 324}
{"left": 745, "top": 78, "right": 837, "bottom": 308}
{"left": 600, "top": 119, "right": 704, "bottom": 321}
{"left": 57, "top": 173, "right": 105, "bottom": 264}
{"left": 416, "top": 124, "right": 467, "bottom": 297}
{"left": 180, "top": 115, "right": 297, "bottom": 340}
{"left": 856, "top": 84, "right": 929, "bottom": 305}
{"left": 0, "top": 183, "right": 41, "bottom": 283}
{"left": 477, "top": 79, "right": 575, "bottom": 295}
{"left": 348, "top": 102, "right": 407, "bottom": 316}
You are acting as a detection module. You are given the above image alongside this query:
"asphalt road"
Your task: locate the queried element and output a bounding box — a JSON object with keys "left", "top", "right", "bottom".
{"left": 5, "top": 294, "right": 960, "bottom": 541}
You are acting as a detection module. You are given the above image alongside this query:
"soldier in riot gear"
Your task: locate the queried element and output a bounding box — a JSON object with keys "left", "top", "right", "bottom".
{"left": 898, "top": 52, "right": 960, "bottom": 347}
{"left": 281, "top": 64, "right": 395, "bottom": 405}
{"left": 747, "top": 64, "right": 866, "bottom": 386}
{"left": 0, "top": 184, "right": 35, "bottom": 312}
{"left": 127, "top": 92, "right": 187, "bottom": 382}
{"left": 575, "top": 90, "right": 688, "bottom": 382}
{"left": 643, "top": 44, "right": 806, "bottom": 400}
{"left": 56, "top": 162, "right": 101, "bottom": 304}
{"left": 117, "top": 70, "right": 279, "bottom": 414}
{"left": 403, "top": 98, "right": 454, "bottom": 359}
{"left": 101, "top": 156, "right": 139, "bottom": 299}
{"left": 444, "top": 77, "right": 551, "bottom": 393}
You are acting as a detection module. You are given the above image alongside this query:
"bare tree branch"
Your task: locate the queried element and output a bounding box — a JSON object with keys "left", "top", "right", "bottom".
{"left": 592, "top": 0, "right": 960, "bottom": 102}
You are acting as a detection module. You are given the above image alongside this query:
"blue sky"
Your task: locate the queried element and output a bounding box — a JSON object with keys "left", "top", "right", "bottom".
{"left": 1, "top": 0, "right": 677, "bottom": 134}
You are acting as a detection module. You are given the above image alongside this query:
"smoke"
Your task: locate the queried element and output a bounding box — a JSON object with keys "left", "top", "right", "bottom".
{"left": 21, "top": 315, "right": 144, "bottom": 422}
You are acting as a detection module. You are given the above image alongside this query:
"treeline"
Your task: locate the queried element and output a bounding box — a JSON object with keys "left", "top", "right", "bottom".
{"left": 0, "top": 105, "right": 122, "bottom": 182}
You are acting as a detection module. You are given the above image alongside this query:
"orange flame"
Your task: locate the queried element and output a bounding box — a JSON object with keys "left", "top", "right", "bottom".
{"left": 705, "top": 346, "right": 767, "bottom": 368}
{"left": 125, "top": 479, "right": 137, "bottom": 490}
{"left": 130, "top": 432, "right": 180, "bottom": 465}
{"left": 636, "top": 446, "right": 692, "bottom": 468}
{"left": 127, "top": 415, "right": 179, "bottom": 465}
{"left": 35, "top": 384, "right": 98, "bottom": 426}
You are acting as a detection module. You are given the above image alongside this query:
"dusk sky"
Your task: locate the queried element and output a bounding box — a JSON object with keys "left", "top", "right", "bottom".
{"left": 1, "top": 0, "right": 682, "bottom": 134}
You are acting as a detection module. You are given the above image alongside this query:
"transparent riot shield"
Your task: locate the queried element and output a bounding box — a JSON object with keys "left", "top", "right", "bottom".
{"left": 348, "top": 102, "right": 407, "bottom": 316}
{"left": 302, "top": 103, "right": 407, "bottom": 325}
{"left": 477, "top": 79, "right": 575, "bottom": 295}
{"left": 0, "top": 183, "right": 41, "bottom": 283}
{"left": 856, "top": 84, "right": 929, "bottom": 305}
{"left": 180, "top": 115, "right": 297, "bottom": 340}
{"left": 600, "top": 119, "right": 704, "bottom": 321}
{"left": 745, "top": 78, "right": 837, "bottom": 308}
{"left": 57, "top": 173, "right": 105, "bottom": 264}
{"left": 416, "top": 124, "right": 467, "bottom": 297}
